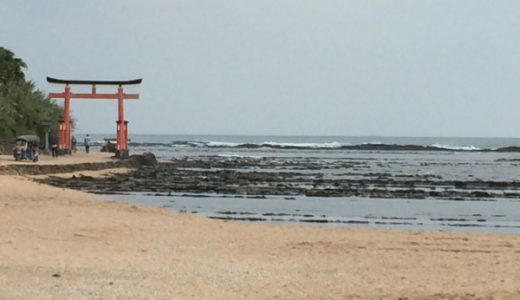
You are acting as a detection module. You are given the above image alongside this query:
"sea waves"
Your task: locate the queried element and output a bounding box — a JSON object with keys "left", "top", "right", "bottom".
{"left": 120, "top": 140, "right": 520, "bottom": 152}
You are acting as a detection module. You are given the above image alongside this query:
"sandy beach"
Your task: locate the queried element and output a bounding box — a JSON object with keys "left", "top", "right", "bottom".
{"left": 0, "top": 170, "right": 519, "bottom": 299}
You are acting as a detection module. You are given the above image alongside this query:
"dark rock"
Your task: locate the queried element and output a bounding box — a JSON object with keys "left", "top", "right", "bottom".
{"left": 130, "top": 152, "right": 157, "bottom": 166}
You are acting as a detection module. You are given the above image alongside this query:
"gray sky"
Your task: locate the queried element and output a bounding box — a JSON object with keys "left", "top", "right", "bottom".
{"left": 1, "top": 0, "right": 520, "bottom": 137}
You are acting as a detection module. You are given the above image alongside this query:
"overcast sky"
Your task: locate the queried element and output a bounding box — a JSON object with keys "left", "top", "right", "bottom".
{"left": 2, "top": 1, "right": 520, "bottom": 137}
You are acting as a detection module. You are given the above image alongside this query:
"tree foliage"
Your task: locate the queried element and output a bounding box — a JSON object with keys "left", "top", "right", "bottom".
{"left": 0, "top": 47, "right": 26, "bottom": 85}
{"left": 0, "top": 47, "right": 62, "bottom": 139}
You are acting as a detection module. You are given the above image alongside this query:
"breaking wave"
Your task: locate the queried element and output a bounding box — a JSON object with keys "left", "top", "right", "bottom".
{"left": 430, "top": 143, "right": 482, "bottom": 151}
{"left": 121, "top": 140, "right": 520, "bottom": 152}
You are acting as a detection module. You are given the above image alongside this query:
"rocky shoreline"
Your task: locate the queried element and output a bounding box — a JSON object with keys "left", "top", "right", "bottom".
{"left": 36, "top": 155, "right": 520, "bottom": 201}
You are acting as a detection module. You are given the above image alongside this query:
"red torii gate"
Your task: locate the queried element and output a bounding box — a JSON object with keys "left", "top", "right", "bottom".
{"left": 47, "top": 77, "right": 142, "bottom": 158}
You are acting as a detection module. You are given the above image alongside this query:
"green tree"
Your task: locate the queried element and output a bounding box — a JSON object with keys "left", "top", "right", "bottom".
{"left": 0, "top": 93, "right": 17, "bottom": 137}
{"left": 0, "top": 46, "right": 63, "bottom": 139}
{"left": 0, "top": 47, "right": 26, "bottom": 85}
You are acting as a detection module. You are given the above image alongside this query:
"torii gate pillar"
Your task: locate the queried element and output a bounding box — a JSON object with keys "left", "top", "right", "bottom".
{"left": 57, "top": 84, "right": 72, "bottom": 154}
{"left": 116, "top": 86, "right": 130, "bottom": 158}
{"left": 47, "top": 77, "right": 142, "bottom": 159}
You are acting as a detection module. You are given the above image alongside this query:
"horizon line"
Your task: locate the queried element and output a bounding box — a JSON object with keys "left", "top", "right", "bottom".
{"left": 72, "top": 133, "right": 520, "bottom": 139}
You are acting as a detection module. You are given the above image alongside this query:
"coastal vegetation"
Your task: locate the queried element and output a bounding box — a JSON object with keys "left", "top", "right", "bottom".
{"left": 0, "top": 46, "right": 62, "bottom": 139}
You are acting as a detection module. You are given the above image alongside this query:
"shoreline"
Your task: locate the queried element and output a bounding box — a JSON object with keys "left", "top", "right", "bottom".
{"left": 0, "top": 155, "right": 519, "bottom": 299}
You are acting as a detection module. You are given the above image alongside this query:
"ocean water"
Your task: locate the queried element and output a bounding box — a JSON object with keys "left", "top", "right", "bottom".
{"left": 84, "top": 134, "right": 520, "bottom": 232}
{"left": 78, "top": 134, "right": 520, "bottom": 154}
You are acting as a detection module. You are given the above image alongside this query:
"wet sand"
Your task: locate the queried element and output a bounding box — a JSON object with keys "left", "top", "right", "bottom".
{"left": 1, "top": 175, "right": 519, "bottom": 299}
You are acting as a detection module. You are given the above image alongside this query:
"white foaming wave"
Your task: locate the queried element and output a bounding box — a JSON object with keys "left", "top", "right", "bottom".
{"left": 261, "top": 141, "right": 343, "bottom": 148}
{"left": 217, "top": 153, "right": 243, "bottom": 158}
{"left": 431, "top": 143, "right": 481, "bottom": 151}
{"left": 204, "top": 141, "right": 345, "bottom": 148}
{"left": 190, "top": 142, "right": 204, "bottom": 147}
{"left": 361, "top": 141, "right": 382, "bottom": 145}
{"left": 206, "top": 141, "right": 243, "bottom": 147}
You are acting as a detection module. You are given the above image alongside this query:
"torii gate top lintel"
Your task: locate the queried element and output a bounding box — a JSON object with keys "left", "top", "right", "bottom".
{"left": 46, "top": 77, "right": 142, "bottom": 86}
{"left": 47, "top": 76, "right": 142, "bottom": 159}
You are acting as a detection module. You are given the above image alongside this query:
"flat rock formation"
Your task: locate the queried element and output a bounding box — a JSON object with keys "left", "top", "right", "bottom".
{"left": 37, "top": 156, "right": 520, "bottom": 201}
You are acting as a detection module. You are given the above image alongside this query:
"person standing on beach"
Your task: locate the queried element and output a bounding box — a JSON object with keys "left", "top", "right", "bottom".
{"left": 71, "top": 136, "right": 77, "bottom": 152}
{"left": 84, "top": 134, "right": 91, "bottom": 153}
{"left": 49, "top": 132, "right": 58, "bottom": 157}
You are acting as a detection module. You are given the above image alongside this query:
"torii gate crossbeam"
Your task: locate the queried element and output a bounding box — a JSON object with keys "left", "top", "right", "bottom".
{"left": 47, "top": 77, "right": 142, "bottom": 158}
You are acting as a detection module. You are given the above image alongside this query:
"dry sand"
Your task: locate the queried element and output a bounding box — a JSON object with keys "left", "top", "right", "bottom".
{"left": 1, "top": 175, "right": 520, "bottom": 299}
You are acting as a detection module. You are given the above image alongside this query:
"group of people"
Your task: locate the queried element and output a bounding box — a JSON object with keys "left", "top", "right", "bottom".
{"left": 49, "top": 134, "right": 91, "bottom": 157}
